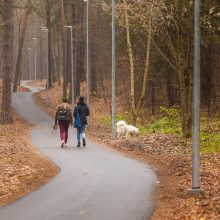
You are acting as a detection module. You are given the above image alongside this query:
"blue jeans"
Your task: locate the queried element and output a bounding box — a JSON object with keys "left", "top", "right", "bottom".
{"left": 77, "top": 124, "right": 86, "bottom": 143}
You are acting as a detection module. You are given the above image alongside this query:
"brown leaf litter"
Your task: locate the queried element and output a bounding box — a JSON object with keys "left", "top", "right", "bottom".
{"left": 0, "top": 84, "right": 59, "bottom": 207}
{"left": 34, "top": 82, "right": 220, "bottom": 220}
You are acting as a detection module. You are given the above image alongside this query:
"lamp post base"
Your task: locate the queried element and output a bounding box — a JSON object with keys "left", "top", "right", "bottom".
{"left": 187, "top": 188, "right": 202, "bottom": 195}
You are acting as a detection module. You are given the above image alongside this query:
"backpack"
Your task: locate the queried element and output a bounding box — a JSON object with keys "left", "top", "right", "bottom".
{"left": 57, "top": 107, "right": 71, "bottom": 122}
{"left": 74, "top": 106, "right": 81, "bottom": 128}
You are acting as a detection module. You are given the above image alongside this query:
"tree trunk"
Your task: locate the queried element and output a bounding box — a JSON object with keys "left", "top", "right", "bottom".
{"left": 166, "top": 72, "right": 175, "bottom": 107}
{"left": 75, "top": 2, "right": 84, "bottom": 98}
{"left": 71, "top": 0, "right": 77, "bottom": 100}
{"left": 137, "top": 4, "right": 153, "bottom": 114}
{"left": 52, "top": 29, "right": 60, "bottom": 84}
{"left": 56, "top": 29, "right": 61, "bottom": 85}
{"left": 177, "top": 32, "right": 193, "bottom": 137}
{"left": 90, "top": 4, "right": 98, "bottom": 94}
{"left": 46, "top": 0, "right": 55, "bottom": 88}
{"left": 60, "top": 0, "right": 68, "bottom": 98}
{"left": 151, "top": 81, "right": 155, "bottom": 115}
{"left": 13, "top": 0, "right": 31, "bottom": 92}
{"left": 0, "top": 0, "right": 14, "bottom": 124}
{"left": 202, "top": 43, "right": 214, "bottom": 117}
{"left": 123, "top": 0, "right": 136, "bottom": 122}
{"left": 66, "top": 30, "right": 71, "bottom": 100}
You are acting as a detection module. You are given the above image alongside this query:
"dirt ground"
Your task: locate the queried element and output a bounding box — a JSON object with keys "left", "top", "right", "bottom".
{"left": 33, "top": 82, "right": 220, "bottom": 220}
{"left": 0, "top": 84, "right": 59, "bottom": 207}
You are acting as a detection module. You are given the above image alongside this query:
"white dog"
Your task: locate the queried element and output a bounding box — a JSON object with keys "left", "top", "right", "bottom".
{"left": 116, "top": 120, "right": 127, "bottom": 138}
{"left": 116, "top": 120, "right": 139, "bottom": 138}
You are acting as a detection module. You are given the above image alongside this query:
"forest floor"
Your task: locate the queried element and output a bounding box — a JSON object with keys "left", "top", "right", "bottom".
{"left": 0, "top": 83, "right": 59, "bottom": 207}
{"left": 33, "top": 81, "right": 220, "bottom": 220}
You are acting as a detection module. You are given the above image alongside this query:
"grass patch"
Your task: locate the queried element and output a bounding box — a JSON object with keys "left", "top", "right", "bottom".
{"left": 143, "top": 105, "right": 182, "bottom": 135}
{"left": 145, "top": 106, "right": 220, "bottom": 153}
{"left": 144, "top": 117, "right": 182, "bottom": 135}
{"left": 98, "top": 116, "right": 112, "bottom": 125}
{"left": 200, "top": 132, "right": 220, "bottom": 153}
{"left": 98, "top": 115, "right": 127, "bottom": 126}
{"left": 97, "top": 106, "right": 220, "bottom": 153}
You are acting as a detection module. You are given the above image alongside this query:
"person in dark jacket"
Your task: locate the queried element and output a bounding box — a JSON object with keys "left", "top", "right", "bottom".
{"left": 73, "top": 96, "right": 89, "bottom": 147}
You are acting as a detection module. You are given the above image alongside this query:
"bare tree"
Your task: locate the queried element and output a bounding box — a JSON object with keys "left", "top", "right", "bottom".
{"left": 153, "top": 0, "right": 194, "bottom": 136}
{"left": 13, "top": 0, "right": 32, "bottom": 92}
{"left": 136, "top": 3, "right": 153, "bottom": 114}
{"left": 46, "top": 0, "right": 55, "bottom": 88}
{"left": 123, "top": 0, "right": 136, "bottom": 122}
{"left": 0, "top": 0, "right": 14, "bottom": 124}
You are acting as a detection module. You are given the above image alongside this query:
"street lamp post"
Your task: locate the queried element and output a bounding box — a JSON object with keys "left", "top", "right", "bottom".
{"left": 28, "top": 48, "right": 32, "bottom": 80}
{"left": 41, "top": 27, "right": 49, "bottom": 106}
{"left": 65, "top": 26, "right": 74, "bottom": 109}
{"left": 32, "top": 37, "right": 37, "bottom": 80}
{"left": 112, "top": 0, "right": 116, "bottom": 139}
{"left": 188, "top": 0, "right": 201, "bottom": 195}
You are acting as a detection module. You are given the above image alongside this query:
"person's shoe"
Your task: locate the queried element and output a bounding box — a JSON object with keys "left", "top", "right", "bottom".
{"left": 77, "top": 142, "right": 81, "bottom": 147}
{"left": 61, "top": 141, "right": 65, "bottom": 148}
{"left": 83, "top": 139, "right": 86, "bottom": 147}
{"left": 65, "top": 143, "right": 68, "bottom": 147}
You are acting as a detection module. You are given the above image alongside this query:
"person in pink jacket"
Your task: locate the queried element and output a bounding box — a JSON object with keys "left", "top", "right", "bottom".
{"left": 54, "top": 98, "right": 73, "bottom": 148}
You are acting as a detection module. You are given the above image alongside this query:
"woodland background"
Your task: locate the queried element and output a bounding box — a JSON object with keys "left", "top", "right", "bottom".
{"left": 0, "top": 1, "right": 220, "bottom": 219}
{"left": 0, "top": 0, "right": 219, "bottom": 140}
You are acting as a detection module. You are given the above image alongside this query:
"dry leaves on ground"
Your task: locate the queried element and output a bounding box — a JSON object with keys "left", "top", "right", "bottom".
{"left": 0, "top": 86, "right": 59, "bottom": 207}
{"left": 35, "top": 83, "right": 220, "bottom": 220}
{"left": 87, "top": 121, "right": 220, "bottom": 220}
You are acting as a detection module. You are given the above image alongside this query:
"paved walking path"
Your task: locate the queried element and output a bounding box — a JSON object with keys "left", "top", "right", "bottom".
{"left": 0, "top": 81, "right": 156, "bottom": 220}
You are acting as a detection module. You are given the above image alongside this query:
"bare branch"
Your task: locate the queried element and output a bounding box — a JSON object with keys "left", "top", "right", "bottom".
{"left": 152, "top": 39, "right": 178, "bottom": 72}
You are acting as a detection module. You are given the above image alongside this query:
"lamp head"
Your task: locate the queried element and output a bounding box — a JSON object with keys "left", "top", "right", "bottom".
{"left": 64, "top": 25, "right": 73, "bottom": 29}
{"left": 41, "top": 27, "right": 48, "bottom": 31}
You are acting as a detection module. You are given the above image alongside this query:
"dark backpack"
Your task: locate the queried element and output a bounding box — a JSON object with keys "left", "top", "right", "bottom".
{"left": 57, "top": 107, "right": 71, "bottom": 122}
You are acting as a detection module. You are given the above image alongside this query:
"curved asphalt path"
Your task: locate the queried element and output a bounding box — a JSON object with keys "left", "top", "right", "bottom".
{"left": 0, "top": 81, "right": 156, "bottom": 220}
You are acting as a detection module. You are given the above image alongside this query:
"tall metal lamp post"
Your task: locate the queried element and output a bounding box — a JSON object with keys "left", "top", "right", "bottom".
{"left": 188, "top": 0, "right": 201, "bottom": 194}
{"left": 41, "top": 27, "right": 49, "bottom": 106}
{"left": 112, "top": 0, "right": 116, "bottom": 139}
{"left": 28, "top": 47, "right": 32, "bottom": 80}
{"left": 64, "top": 25, "right": 74, "bottom": 109}
{"left": 32, "top": 37, "right": 37, "bottom": 80}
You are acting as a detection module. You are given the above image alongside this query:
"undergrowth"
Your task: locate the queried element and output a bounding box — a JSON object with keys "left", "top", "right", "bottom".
{"left": 97, "top": 105, "right": 220, "bottom": 153}
{"left": 142, "top": 106, "right": 182, "bottom": 135}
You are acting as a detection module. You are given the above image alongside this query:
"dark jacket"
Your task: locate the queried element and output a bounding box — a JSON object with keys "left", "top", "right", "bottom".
{"left": 74, "top": 102, "right": 89, "bottom": 125}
